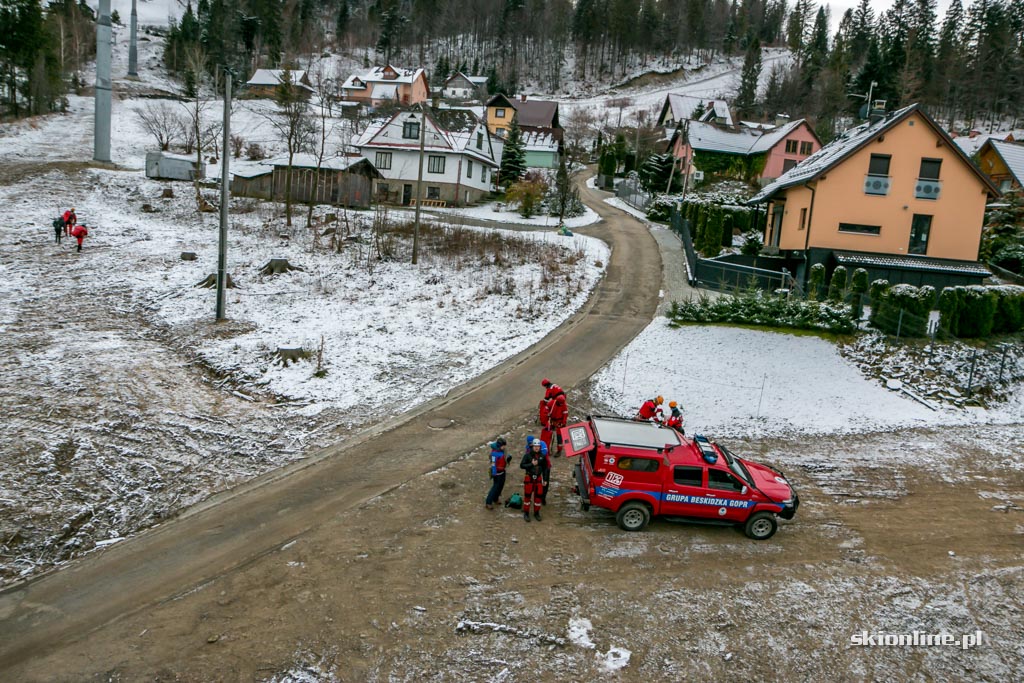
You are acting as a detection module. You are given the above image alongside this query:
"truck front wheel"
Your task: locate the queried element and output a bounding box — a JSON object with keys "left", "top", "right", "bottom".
{"left": 615, "top": 502, "right": 650, "bottom": 532}
{"left": 744, "top": 512, "right": 778, "bottom": 540}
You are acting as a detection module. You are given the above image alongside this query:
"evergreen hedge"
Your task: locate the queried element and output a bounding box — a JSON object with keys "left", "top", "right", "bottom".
{"left": 873, "top": 284, "right": 934, "bottom": 337}
{"left": 827, "top": 265, "right": 847, "bottom": 302}
{"left": 668, "top": 292, "right": 856, "bottom": 333}
{"left": 850, "top": 268, "right": 869, "bottom": 321}
{"left": 808, "top": 263, "right": 826, "bottom": 301}
{"left": 937, "top": 287, "right": 960, "bottom": 337}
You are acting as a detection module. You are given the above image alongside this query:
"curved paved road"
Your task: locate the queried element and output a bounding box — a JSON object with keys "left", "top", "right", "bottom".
{"left": 0, "top": 175, "right": 662, "bottom": 670}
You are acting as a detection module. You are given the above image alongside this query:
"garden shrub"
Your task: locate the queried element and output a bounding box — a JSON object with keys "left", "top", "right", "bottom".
{"left": 808, "top": 263, "right": 826, "bottom": 301}
{"left": 868, "top": 279, "right": 890, "bottom": 327}
{"left": 850, "top": 268, "right": 869, "bottom": 320}
{"left": 874, "top": 284, "right": 933, "bottom": 337}
{"left": 827, "top": 265, "right": 847, "bottom": 302}
{"left": 668, "top": 291, "right": 855, "bottom": 334}
{"left": 992, "top": 285, "right": 1024, "bottom": 333}
{"left": 937, "top": 287, "right": 960, "bottom": 337}
{"left": 956, "top": 286, "right": 998, "bottom": 337}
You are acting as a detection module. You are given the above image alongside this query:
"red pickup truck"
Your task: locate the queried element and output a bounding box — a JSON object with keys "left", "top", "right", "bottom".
{"left": 560, "top": 415, "right": 798, "bottom": 539}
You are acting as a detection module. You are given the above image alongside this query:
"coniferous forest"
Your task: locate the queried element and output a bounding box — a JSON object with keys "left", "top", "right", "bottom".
{"left": 2, "top": 0, "right": 1024, "bottom": 137}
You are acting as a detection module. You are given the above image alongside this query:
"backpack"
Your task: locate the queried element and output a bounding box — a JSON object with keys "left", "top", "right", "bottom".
{"left": 53, "top": 217, "right": 64, "bottom": 229}
{"left": 504, "top": 493, "right": 523, "bottom": 509}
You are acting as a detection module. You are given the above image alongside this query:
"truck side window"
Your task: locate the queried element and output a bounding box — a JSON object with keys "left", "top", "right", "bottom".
{"left": 673, "top": 466, "right": 702, "bottom": 486}
{"left": 619, "top": 457, "right": 658, "bottom": 472}
{"left": 708, "top": 469, "right": 743, "bottom": 493}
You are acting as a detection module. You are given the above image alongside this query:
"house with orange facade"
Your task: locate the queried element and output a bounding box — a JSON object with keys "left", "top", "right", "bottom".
{"left": 666, "top": 119, "right": 821, "bottom": 185}
{"left": 749, "top": 103, "right": 999, "bottom": 288}
{"left": 339, "top": 65, "right": 429, "bottom": 107}
{"left": 975, "top": 138, "right": 1024, "bottom": 192}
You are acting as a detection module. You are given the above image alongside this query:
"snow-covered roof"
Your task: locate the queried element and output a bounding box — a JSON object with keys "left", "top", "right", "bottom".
{"left": 371, "top": 83, "right": 398, "bottom": 100}
{"left": 357, "top": 109, "right": 498, "bottom": 167}
{"left": 683, "top": 118, "right": 809, "bottom": 156}
{"left": 521, "top": 129, "right": 558, "bottom": 153}
{"left": 341, "top": 65, "right": 425, "bottom": 90}
{"left": 443, "top": 72, "right": 487, "bottom": 87}
{"left": 953, "top": 132, "right": 1014, "bottom": 156}
{"left": 246, "top": 69, "right": 313, "bottom": 91}
{"left": 833, "top": 251, "right": 991, "bottom": 276}
{"left": 749, "top": 104, "right": 1000, "bottom": 204}
{"left": 982, "top": 139, "right": 1024, "bottom": 185}
{"left": 264, "top": 154, "right": 372, "bottom": 171}
{"left": 661, "top": 94, "right": 733, "bottom": 126}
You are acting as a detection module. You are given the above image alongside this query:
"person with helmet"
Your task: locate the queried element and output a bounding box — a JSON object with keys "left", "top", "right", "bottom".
{"left": 70, "top": 223, "right": 89, "bottom": 252}
{"left": 636, "top": 395, "right": 664, "bottom": 422}
{"left": 485, "top": 437, "right": 508, "bottom": 510}
{"left": 520, "top": 442, "right": 545, "bottom": 522}
{"left": 548, "top": 392, "right": 569, "bottom": 455}
{"left": 539, "top": 378, "right": 561, "bottom": 427}
{"left": 665, "top": 401, "right": 684, "bottom": 434}
{"left": 62, "top": 207, "right": 77, "bottom": 237}
{"left": 525, "top": 436, "right": 551, "bottom": 503}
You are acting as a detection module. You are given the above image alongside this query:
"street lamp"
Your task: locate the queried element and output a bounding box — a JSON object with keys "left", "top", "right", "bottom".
{"left": 410, "top": 105, "right": 427, "bottom": 265}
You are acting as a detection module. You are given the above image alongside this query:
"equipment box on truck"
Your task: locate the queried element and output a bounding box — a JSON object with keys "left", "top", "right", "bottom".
{"left": 560, "top": 416, "right": 798, "bottom": 539}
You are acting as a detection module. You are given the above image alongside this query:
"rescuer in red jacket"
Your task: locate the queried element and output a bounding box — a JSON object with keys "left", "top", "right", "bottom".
{"left": 548, "top": 392, "right": 568, "bottom": 454}
{"left": 636, "top": 395, "right": 664, "bottom": 422}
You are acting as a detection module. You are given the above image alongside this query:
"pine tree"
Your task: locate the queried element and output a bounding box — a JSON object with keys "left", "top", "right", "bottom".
{"left": 935, "top": 0, "right": 965, "bottom": 125}
{"left": 335, "top": 0, "right": 349, "bottom": 41}
{"left": 499, "top": 118, "right": 527, "bottom": 188}
{"left": 735, "top": 40, "right": 762, "bottom": 118}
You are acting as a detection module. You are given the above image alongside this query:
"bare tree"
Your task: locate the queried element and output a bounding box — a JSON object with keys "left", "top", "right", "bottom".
{"left": 264, "top": 69, "right": 315, "bottom": 226}
{"left": 179, "top": 46, "right": 215, "bottom": 212}
{"left": 305, "top": 62, "right": 340, "bottom": 234}
{"left": 135, "top": 101, "right": 184, "bottom": 151}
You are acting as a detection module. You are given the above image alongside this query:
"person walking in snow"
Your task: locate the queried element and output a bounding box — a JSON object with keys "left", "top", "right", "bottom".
{"left": 485, "top": 437, "right": 508, "bottom": 510}
{"left": 52, "top": 216, "right": 64, "bottom": 243}
{"left": 70, "top": 224, "right": 88, "bottom": 252}
{"left": 520, "top": 445, "right": 545, "bottom": 522}
{"left": 62, "top": 207, "right": 77, "bottom": 237}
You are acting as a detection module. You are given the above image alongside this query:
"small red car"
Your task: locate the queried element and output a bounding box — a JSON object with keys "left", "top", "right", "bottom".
{"left": 560, "top": 416, "right": 798, "bottom": 539}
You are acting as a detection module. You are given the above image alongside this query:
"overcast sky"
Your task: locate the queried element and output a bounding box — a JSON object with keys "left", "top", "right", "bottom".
{"left": 828, "top": 0, "right": 956, "bottom": 30}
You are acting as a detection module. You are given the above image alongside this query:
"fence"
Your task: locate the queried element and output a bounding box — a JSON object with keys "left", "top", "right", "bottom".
{"left": 616, "top": 178, "right": 653, "bottom": 212}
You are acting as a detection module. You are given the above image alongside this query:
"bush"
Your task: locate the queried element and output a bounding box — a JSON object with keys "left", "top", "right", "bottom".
{"left": 868, "top": 279, "right": 890, "bottom": 327}
{"left": 937, "top": 287, "right": 960, "bottom": 337}
{"left": 873, "top": 284, "right": 933, "bottom": 337}
{"left": 850, "top": 268, "right": 869, "bottom": 320}
{"left": 245, "top": 141, "right": 266, "bottom": 161}
{"left": 668, "top": 291, "right": 856, "bottom": 334}
{"left": 506, "top": 175, "right": 548, "bottom": 217}
{"left": 740, "top": 231, "right": 763, "bottom": 256}
{"left": 808, "top": 263, "right": 826, "bottom": 301}
{"left": 993, "top": 245, "right": 1024, "bottom": 274}
{"left": 957, "top": 286, "right": 999, "bottom": 337}
{"left": 827, "top": 265, "right": 847, "bottom": 302}
{"left": 992, "top": 285, "right": 1024, "bottom": 333}
{"left": 702, "top": 206, "right": 723, "bottom": 256}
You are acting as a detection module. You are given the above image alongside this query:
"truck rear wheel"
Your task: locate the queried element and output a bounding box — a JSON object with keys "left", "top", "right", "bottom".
{"left": 615, "top": 502, "right": 650, "bottom": 532}
{"left": 744, "top": 512, "right": 778, "bottom": 540}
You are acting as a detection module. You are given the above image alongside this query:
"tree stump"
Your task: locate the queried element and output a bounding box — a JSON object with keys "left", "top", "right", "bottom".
{"left": 180, "top": 251, "right": 197, "bottom": 261}
{"left": 275, "top": 346, "right": 307, "bottom": 367}
{"left": 259, "top": 258, "right": 304, "bottom": 276}
{"left": 142, "top": 203, "right": 156, "bottom": 213}
{"left": 195, "top": 273, "right": 236, "bottom": 288}
{"left": 161, "top": 188, "right": 174, "bottom": 198}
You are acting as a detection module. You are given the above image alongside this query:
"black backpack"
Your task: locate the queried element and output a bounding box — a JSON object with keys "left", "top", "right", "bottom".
{"left": 53, "top": 217, "right": 64, "bottom": 229}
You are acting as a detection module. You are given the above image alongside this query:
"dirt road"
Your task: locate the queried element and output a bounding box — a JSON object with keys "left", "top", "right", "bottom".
{"left": 2, "top": 174, "right": 1022, "bottom": 682}
{"left": 0, "top": 175, "right": 663, "bottom": 671}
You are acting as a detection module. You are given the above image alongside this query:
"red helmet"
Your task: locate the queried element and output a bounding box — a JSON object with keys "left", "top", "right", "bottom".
{"left": 541, "top": 378, "right": 552, "bottom": 387}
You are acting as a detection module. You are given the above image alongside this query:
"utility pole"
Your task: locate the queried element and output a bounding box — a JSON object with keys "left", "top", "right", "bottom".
{"left": 412, "top": 104, "right": 427, "bottom": 265}
{"left": 128, "top": 0, "right": 138, "bottom": 77}
{"left": 93, "top": 0, "right": 112, "bottom": 162}
{"left": 216, "top": 71, "right": 232, "bottom": 321}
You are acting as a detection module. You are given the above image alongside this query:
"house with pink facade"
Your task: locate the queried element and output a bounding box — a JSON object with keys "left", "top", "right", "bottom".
{"left": 340, "top": 65, "right": 429, "bottom": 108}
{"left": 666, "top": 119, "right": 822, "bottom": 185}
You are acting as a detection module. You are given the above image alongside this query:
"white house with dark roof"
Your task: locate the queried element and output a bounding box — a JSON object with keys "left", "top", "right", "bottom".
{"left": 657, "top": 94, "right": 733, "bottom": 127}
{"left": 357, "top": 108, "right": 499, "bottom": 206}
{"left": 441, "top": 72, "right": 488, "bottom": 100}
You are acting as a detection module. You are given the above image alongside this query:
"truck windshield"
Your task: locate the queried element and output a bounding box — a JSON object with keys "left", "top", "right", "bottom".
{"left": 719, "top": 445, "right": 753, "bottom": 486}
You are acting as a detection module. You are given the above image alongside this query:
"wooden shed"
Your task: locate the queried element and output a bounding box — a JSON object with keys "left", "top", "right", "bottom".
{"left": 232, "top": 155, "right": 381, "bottom": 209}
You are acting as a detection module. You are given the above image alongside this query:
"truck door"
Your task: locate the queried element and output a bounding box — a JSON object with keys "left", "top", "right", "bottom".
{"left": 661, "top": 465, "right": 706, "bottom": 517}
{"left": 706, "top": 469, "right": 755, "bottom": 521}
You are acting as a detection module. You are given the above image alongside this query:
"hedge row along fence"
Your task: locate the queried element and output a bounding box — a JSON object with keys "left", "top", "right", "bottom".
{"left": 668, "top": 291, "right": 857, "bottom": 334}
{"left": 868, "top": 281, "right": 1024, "bottom": 338}
{"left": 648, "top": 197, "right": 757, "bottom": 257}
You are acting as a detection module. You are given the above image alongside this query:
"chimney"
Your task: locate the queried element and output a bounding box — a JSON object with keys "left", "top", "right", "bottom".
{"left": 774, "top": 113, "right": 790, "bottom": 127}
{"left": 520, "top": 94, "right": 527, "bottom": 102}
{"left": 868, "top": 99, "right": 887, "bottom": 124}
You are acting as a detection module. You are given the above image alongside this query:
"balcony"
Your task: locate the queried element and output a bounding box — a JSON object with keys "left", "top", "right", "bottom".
{"left": 863, "top": 173, "right": 891, "bottom": 196}
{"left": 914, "top": 178, "right": 942, "bottom": 200}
